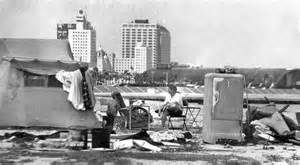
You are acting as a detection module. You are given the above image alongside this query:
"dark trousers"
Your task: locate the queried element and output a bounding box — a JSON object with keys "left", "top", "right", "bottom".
{"left": 161, "top": 107, "right": 182, "bottom": 127}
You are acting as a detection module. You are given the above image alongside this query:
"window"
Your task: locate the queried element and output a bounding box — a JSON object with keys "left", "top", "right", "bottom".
{"left": 24, "top": 73, "right": 46, "bottom": 87}
{"left": 24, "top": 72, "right": 62, "bottom": 88}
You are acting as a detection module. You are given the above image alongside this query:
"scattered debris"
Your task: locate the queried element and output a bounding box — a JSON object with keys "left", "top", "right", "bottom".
{"left": 113, "top": 139, "right": 161, "bottom": 152}
{"left": 147, "top": 130, "right": 187, "bottom": 143}
{"left": 245, "top": 100, "right": 300, "bottom": 145}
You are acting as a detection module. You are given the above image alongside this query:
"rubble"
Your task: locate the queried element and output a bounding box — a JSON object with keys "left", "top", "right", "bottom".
{"left": 245, "top": 101, "right": 300, "bottom": 145}
{"left": 111, "top": 129, "right": 194, "bottom": 152}
{"left": 148, "top": 130, "right": 188, "bottom": 143}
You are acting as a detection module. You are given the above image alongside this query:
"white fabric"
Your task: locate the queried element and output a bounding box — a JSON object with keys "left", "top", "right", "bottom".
{"left": 55, "top": 70, "right": 72, "bottom": 92}
{"left": 113, "top": 139, "right": 161, "bottom": 152}
{"left": 113, "top": 139, "right": 134, "bottom": 150}
{"left": 68, "top": 70, "right": 85, "bottom": 111}
{"left": 163, "top": 92, "right": 183, "bottom": 106}
{"left": 56, "top": 69, "right": 85, "bottom": 111}
{"left": 133, "top": 140, "right": 162, "bottom": 152}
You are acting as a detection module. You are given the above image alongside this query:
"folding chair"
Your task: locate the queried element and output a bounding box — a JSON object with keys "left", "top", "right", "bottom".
{"left": 185, "top": 106, "right": 202, "bottom": 128}
{"left": 167, "top": 100, "right": 189, "bottom": 130}
{"left": 180, "top": 100, "right": 202, "bottom": 129}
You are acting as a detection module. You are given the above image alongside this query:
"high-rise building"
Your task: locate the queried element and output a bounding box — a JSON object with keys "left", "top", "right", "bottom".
{"left": 121, "top": 19, "right": 170, "bottom": 69}
{"left": 57, "top": 9, "right": 96, "bottom": 67}
{"left": 134, "top": 42, "right": 152, "bottom": 73}
{"left": 158, "top": 25, "right": 171, "bottom": 65}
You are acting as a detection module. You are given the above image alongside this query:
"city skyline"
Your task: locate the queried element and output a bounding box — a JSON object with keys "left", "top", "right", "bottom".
{"left": 2, "top": 0, "right": 300, "bottom": 68}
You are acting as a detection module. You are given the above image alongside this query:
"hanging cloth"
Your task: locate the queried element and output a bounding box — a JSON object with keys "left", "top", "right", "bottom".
{"left": 80, "top": 69, "right": 93, "bottom": 110}
{"left": 67, "top": 69, "right": 85, "bottom": 110}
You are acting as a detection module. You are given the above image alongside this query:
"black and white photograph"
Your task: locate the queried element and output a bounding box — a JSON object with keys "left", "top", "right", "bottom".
{"left": 0, "top": 0, "right": 300, "bottom": 164}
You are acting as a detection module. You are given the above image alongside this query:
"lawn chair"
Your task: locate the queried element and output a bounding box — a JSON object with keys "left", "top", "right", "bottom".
{"left": 184, "top": 106, "right": 202, "bottom": 129}
{"left": 168, "top": 99, "right": 202, "bottom": 130}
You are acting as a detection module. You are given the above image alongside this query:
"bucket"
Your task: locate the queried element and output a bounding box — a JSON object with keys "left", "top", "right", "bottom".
{"left": 91, "top": 128, "right": 110, "bottom": 148}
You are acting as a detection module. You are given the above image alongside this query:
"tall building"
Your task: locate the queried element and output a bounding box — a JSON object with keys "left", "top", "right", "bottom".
{"left": 134, "top": 42, "right": 152, "bottom": 73}
{"left": 158, "top": 25, "right": 171, "bottom": 65}
{"left": 121, "top": 19, "right": 170, "bottom": 69}
{"left": 57, "top": 9, "right": 96, "bottom": 67}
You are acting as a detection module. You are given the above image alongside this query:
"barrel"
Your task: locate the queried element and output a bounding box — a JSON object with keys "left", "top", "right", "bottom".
{"left": 91, "top": 128, "right": 110, "bottom": 148}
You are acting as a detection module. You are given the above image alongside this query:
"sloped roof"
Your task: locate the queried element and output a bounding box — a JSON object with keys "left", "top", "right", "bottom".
{"left": 0, "top": 38, "right": 74, "bottom": 61}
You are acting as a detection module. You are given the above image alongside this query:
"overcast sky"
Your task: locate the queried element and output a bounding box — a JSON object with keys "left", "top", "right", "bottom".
{"left": 1, "top": 0, "right": 300, "bottom": 68}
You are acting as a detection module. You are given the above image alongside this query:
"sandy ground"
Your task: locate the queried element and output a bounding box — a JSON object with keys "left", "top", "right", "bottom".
{"left": 0, "top": 145, "right": 299, "bottom": 164}
{"left": 0, "top": 101, "right": 300, "bottom": 164}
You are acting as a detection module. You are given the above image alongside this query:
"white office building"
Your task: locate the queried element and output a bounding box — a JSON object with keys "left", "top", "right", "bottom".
{"left": 65, "top": 10, "right": 96, "bottom": 67}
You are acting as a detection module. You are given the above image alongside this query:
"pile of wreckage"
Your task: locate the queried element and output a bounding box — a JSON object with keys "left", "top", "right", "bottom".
{"left": 245, "top": 97, "right": 300, "bottom": 145}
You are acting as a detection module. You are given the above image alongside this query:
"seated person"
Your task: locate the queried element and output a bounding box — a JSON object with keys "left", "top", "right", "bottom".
{"left": 104, "top": 91, "right": 126, "bottom": 131}
{"left": 159, "top": 85, "right": 183, "bottom": 128}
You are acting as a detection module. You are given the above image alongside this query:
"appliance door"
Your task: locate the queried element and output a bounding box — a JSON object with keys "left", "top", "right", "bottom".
{"left": 212, "top": 77, "right": 243, "bottom": 121}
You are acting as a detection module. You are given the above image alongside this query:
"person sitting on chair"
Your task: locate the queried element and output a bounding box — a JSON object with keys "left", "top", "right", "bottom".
{"left": 104, "top": 91, "right": 126, "bottom": 132}
{"left": 160, "top": 84, "right": 183, "bottom": 128}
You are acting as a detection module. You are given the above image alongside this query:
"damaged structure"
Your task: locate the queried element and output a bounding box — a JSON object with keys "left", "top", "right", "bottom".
{"left": 0, "top": 38, "right": 98, "bottom": 128}
{"left": 245, "top": 101, "right": 300, "bottom": 144}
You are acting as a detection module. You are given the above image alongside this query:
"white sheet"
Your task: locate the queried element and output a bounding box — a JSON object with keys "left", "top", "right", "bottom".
{"left": 56, "top": 69, "right": 85, "bottom": 111}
